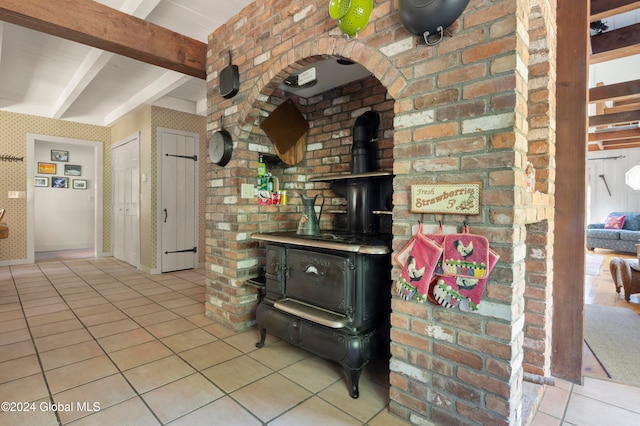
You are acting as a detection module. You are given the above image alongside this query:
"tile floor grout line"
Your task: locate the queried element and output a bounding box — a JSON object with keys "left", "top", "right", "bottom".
{"left": 7, "top": 259, "right": 394, "bottom": 425}
{"left": 30, "top": 259, "right": 168, "bottom": 425}
{"left": 559, "top": 382, "right": 573, "bottom": 424}
{"left": 38, "top": 258, "right": 264, "bottom": 425}
{"left": 8, "top": 263, "right": 63, "bottom": 426}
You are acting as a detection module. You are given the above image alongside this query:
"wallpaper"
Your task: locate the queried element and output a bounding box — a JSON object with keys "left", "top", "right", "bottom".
{"left": 0, "top": 107, "right": 206, "bottom": 268}
{"left": 0, "top": 111, "right": 110, "bottom": 262}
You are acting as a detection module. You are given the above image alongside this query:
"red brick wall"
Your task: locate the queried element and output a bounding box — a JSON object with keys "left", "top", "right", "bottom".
{"left": 205, "top": 1, "right": 557, "bottom": 424}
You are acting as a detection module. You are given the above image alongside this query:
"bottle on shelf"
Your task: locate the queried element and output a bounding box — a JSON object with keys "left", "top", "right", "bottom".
{"left": 257, "top": 154, "right": 268, "bottom": 191}
{"left": 257, "top": 154, "right": 266, "bottom": 177}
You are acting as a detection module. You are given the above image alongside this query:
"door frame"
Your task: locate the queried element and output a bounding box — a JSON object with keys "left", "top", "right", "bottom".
{"left": 111, "top": 132, "right": 141, "bottom": 268}
{"left": 156, "top": 128, "right": 200, "bottom": 273}
{"left": 26, "top": 133, "right": 103, "bottom": 263}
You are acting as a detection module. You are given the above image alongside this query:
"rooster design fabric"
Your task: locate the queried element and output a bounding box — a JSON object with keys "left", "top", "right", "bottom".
{"left": 441, "top": 231, "right": 489, "bottom": 278}
{"left": 396, "top": 224, "right": 499, "bottom": 310}
{"left": 430, "top": 248, "right": 499, "bottom": 310}
{"left": 395, "top": 232, "right": 443, "bottom": 303}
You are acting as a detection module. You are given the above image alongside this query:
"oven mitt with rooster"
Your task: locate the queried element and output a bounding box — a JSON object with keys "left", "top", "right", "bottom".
{"left": 430, "top": 248, "right": 499, "bottom": 310}
{"left": 395, "top": 231, "right": 443, "bottom": 303}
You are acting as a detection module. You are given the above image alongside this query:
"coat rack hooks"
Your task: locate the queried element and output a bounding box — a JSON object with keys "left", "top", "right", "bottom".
{"left": 0, "top": 154, "right": 24, "bottom": 162}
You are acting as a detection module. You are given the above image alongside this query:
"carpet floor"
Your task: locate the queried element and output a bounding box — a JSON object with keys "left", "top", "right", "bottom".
{"left": 584, "top": 304, "right": 640, "bottom": 388}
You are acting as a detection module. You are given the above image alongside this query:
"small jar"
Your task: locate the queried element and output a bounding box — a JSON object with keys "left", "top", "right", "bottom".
{"left": 280, "top": 190, "right": 288, "bottom": 205}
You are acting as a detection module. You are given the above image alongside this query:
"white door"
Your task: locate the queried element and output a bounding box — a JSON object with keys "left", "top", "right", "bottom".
{"left": 160, "top": 129, "right": 198, "bottom": 272}
{"left": 112, "top": 136, "right": 140, "bottom": 267}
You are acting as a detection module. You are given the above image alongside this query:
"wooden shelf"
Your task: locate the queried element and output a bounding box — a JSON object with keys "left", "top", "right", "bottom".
{"left": 309, "top": 171, "right": 393, "bottom": 182}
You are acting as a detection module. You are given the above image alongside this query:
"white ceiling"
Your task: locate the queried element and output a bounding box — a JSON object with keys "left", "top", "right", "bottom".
{"left": 0, "top": 0, "right": 255, "bottom": 126}
{"left": 0, "top": 0, "right": 372, "bottom": 127}
{"left": 2, "top": 1, "right": 636, "bottom": 128}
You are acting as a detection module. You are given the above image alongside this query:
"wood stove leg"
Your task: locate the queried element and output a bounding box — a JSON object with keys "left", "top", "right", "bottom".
{"left": 344, "top": 366, "right": 362, "bottom": 399}
{"left": 255, "top": 327, "right": 267, "bottom": 348}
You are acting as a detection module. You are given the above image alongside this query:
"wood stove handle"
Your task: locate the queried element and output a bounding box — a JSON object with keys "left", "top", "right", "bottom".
{"left": 275, "top": 263, "right": 290, "bottom": 278}
{"left": 304, "top": 265, "right": 321, "bottom": 275}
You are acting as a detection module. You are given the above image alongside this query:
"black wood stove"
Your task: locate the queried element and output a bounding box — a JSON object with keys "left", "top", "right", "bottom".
{"left": 250, "top": 231, "right": 391, "bottom": 399}
{"left": 250, "top": 165, "right": 393, "bottom": 398}
{"left": 251, "top": 111, "right": 393, "bottom": 398}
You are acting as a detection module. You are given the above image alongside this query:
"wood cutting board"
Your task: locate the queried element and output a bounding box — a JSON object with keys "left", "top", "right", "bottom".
{"left": 260, "top": 99, "right": 308, "bottom": 165}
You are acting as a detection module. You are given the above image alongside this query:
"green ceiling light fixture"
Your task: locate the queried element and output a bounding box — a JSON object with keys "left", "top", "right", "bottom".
{"left": 330, "top": 0, "right": 373, "bottom": 38}
{"left": 399, "top": 0, "right": 470, "bottom": 45}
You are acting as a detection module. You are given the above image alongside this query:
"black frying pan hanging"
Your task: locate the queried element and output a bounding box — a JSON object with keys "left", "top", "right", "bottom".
{"left": 209, "top": 116, "right": 233, "bottom": 167}
{"left": 220, "top": 50, "right": 239, "bottom": 99}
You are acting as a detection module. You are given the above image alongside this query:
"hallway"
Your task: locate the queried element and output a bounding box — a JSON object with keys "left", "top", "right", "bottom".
{"left": 1, "top": 256, "right": 639, "bottom": 425}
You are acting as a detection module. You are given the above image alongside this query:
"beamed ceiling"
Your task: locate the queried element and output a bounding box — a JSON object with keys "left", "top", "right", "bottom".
{"left": 0, "top": 0, "right": 638, "bottom": 147}
{"left": 588, "top": 0, "right": 640, "bottom": 151}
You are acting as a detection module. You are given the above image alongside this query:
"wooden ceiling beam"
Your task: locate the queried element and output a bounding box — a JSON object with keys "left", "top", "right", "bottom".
{"left": 588, "top": 137, "right": 640, "bottom": 151}
{"left": 589, "top": 79, "right": 640, "bottom": 103}
{"left": 590, "top": 22, "right": 640, "bottom": 63}
{"left": 0, "top": 0, "right": 206, "bottom": 79}
{"left": 589, "top": 110, "right": 640, "bottom": 127}
{"left": 588, "top": 127, "right": 640, "bottom": 142}
{"left": 591, "top": 0, "right": 640, "bottom": 22}
{"left": 605, "top": 99, "right": 640, "bottom": 113}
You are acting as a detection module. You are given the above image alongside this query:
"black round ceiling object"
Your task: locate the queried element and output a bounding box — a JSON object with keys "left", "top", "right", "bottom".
{"left": 399, "top": 0, "right": 470, "bottom": 39}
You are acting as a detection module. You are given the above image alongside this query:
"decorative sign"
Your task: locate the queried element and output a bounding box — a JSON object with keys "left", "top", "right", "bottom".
{"left": 411, "top": 182, "right": 482, "bottom": 215}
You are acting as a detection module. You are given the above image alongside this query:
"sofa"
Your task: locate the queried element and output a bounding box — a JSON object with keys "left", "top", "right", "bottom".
{"left": 587, "top": 212, "right": 640, "bottom": 254}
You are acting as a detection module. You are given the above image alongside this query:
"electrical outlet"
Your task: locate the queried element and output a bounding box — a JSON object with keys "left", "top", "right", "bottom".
{"left": 241, "top": 184, "right": 255, "bottom": 199}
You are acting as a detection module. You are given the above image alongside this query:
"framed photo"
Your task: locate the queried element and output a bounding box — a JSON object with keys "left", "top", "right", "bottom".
{"left": 73, "top": 179, "right": 87, "bottom": 189}
{"left": 64, "top": 164, "right": 82, "bottom": 176}
{"left": 51, "top": 150, "right": 69, "bottom": 162}
{"left": 51, "top": 177, "right": 69, "bottom": 188}
{"left": 38, "top": 162, "right": 56, "bottom": 174}
{"left": 34, "top": 177, "right": 49, "bottom": 187}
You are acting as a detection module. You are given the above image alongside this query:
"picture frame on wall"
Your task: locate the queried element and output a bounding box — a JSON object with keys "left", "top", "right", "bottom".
{"left": 73, "top": 179, "right": 87, "bottom": 189}
{"left": 51, "top": 150, "right": 69, "bottom": 162}
{"left": 34, "top": 177, "right": 49, "bottom": 187}
{"left": 38, "top": 162, "right": 56, "bottom": 174}
{"left": 64, "top": 164, "right": 82, "bottom": 176}
{"left": 51, "top": 177, "right": 68, "bottom": 188}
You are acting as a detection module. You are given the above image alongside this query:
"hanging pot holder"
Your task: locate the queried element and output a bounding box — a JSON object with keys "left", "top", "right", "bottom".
{"left": 423, "top": 223, "right": 445, "bottom": 275}
{"left": 441, "top": 225, "right": 490, "bottom": 279}
{"left": 430, "top": 248, "right": 500, "bottom": 310}
{"left": 395, "top": 231, "right": 443, "bottom": 303}
{"left": 394, "top": 223, "right": 422, "bottom": 268}
{"left": 394, "top": 223, "right": 444, "bottom": 268}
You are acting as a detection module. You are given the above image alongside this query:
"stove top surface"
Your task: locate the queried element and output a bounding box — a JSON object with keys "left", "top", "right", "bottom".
{"left": 251, "top": 231, "right": 391, "bottom": 254}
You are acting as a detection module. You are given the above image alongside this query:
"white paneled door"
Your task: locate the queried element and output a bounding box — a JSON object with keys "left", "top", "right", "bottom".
{"left": 112, "top": 135, "right": 140, "bottom": 267}
{"left": 159, "top": 129, "right": 198, "bottom": 272}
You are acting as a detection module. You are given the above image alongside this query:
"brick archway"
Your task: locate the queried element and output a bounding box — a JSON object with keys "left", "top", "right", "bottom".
{"left": 235, "top": 35, "right": 406, "bottom": 132}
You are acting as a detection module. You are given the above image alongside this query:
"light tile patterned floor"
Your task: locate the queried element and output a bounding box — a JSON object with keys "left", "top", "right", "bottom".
{"left": 0, "top": 258, "right": 407, "bottom": 425}
{"left": 1, "top": 256, "right": 639, "bottom": 425}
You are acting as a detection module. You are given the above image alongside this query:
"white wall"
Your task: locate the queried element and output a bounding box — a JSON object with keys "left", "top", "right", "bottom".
{"left": 34, "top": 141, "right": 95, "bottom": 251}
{"left": 587, "top": 147, "right": 640, "bottom": 224}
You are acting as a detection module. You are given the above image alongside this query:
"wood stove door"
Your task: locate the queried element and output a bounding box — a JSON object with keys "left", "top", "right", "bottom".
{"left": 265, "top": 244, "right": 285, "bottom": 299}
{"left": 285, "top": 249, "right": 354, "bottom": 316}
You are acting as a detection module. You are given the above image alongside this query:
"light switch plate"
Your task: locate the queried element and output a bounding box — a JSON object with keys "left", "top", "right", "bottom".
{"left": 8, "top": 191, "right": 25, "bottom": 199}
{"left": 241, "top": 184, "right": 255, "bottom": 199}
